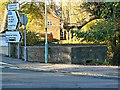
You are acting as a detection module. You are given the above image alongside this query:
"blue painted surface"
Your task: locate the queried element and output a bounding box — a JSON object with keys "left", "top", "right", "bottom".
{"left": 8, "top": 11, "right": 12, "bottom": 15}
{"left": 6, "top": 37, "right": 9, "bottom": 43}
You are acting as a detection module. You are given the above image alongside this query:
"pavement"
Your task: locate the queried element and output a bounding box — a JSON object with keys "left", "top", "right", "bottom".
{"left": 0, "top": 55, "right": 119, "bottom": 79}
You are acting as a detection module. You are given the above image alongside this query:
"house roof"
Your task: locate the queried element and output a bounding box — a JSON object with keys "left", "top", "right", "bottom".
{"left": 48, "top": 8, "right": 61, "bottom": 20}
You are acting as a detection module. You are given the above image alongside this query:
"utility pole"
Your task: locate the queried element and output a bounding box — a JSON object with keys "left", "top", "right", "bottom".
{"left": 45, "top": 0, "right": 48, "bottom": 63}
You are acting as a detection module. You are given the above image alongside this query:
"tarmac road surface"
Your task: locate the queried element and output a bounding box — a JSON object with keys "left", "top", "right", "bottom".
{"left": 1, "top": 63, "right": 119, "bottom": 89}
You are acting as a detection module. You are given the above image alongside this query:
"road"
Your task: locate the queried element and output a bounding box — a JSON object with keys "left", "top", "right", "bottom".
{"left": 1, "top": 63, "right": 119, "bottom": 89}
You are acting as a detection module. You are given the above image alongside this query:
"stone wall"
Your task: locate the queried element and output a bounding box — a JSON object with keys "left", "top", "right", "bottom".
{"left": 12, "top": 45, "right": 107, "bottom": 64}
{"left": 71, "top": 46, "right": 107, "bottom": 64}
{"left": 48, "top": 46, "right": 72, "bottom": 64}
{"left": 27, "top": 46, "right": 45, "bottom": 62}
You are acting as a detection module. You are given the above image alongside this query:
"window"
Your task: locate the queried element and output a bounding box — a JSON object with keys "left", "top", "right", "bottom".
{"left": 60, "top": 29, "right": 66, "bottom": 40}
{"left": 47, "top": 21, "right": 52, "bottom": 26}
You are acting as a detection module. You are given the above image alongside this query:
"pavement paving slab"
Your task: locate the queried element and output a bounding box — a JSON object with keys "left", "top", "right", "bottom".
{"left": 1, "top": 55, "right": 119, "bottom": 78}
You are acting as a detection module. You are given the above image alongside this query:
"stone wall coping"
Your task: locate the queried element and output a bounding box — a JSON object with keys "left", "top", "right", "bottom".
{"left": 20, "top": 45, "right": 107, "bottom": 48}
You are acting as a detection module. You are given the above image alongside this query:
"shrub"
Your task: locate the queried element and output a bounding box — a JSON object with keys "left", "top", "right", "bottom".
{"left": 20, "top": 30, "right": 40, "bottom": 46}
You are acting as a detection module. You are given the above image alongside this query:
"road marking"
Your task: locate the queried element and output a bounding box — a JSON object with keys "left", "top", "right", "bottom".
{"left": 0, "top": 62, "right": 13, "bottom": 66}
{"left": 0, "top": 66, "right": 5, "bottom": 69}
{"left": 0, "top": 62, "right": 21, "bottom": 70}
{"left": 9, "top": 67, "right": 21, "bottom": 70}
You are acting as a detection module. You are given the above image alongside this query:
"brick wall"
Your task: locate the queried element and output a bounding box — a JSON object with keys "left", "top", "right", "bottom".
{"left": 47, "top": 13, "right": 60, "bottom": 40}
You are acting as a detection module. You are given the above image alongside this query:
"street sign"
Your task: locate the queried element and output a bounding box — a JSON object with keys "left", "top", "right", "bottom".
{"left": 8, "top": 11, "right": 20, "bottom": 30}
{"left": 7, "top": 3, "right": 19, "bottom": 11}
{"left": 6, "top": 31, "right": 22, "bottom": 43}
{"left": 20, "top": 14, "right": 28, "bottom": 26}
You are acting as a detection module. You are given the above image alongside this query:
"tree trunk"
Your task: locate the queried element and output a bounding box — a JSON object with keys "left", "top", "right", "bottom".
{"left": 118, "top": 34, "right": 120, "bottom": 43}
{"left": 113, "top": 37, "right": 116, "bottom": 47}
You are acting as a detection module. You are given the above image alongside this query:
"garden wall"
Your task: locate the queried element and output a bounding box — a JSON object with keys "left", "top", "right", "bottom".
{"left": 10, "top": 45, "right": 107, "bottom": 64}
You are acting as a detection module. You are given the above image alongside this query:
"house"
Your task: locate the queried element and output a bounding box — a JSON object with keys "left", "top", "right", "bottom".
{"left": 41, "top": 10, "right": 66, "bottom": 41}
{"left": 47, "top": 11, "right": 61, "bottom": 40}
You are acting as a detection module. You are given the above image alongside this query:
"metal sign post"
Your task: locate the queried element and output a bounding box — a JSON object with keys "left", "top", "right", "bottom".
{"left": 17, "top": 42, "right": 20, "bottom": 59}
{"left": 20, "top": 14, "right": 28, "bottom": 62}
{"left": 8, "top": 43, "right": 11, "bottom": 57}
{"left": 24, "top": 26, "right": 27, "bottom": 61}
{"left": 7, "top": 1, "right": 20, "bottom": 59}
{"left": 6, "top": 31, "right": 22, "bottom": 59}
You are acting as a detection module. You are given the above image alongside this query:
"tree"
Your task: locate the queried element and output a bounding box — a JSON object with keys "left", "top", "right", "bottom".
{"left": 19, "top": 1, "right": 57, "bottom": 45}
{"left": 75, "top": 2, "right": 120, "bottom": 65}
{"left": 82, "top": 2, "right": 120, "bottom": 19}
{"left": 0, "top": 1, "right": 8, "bottom": 31}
